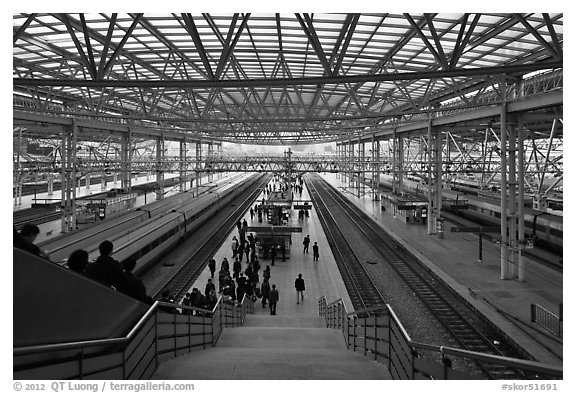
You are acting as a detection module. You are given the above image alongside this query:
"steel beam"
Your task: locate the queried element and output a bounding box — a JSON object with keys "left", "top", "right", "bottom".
{"left": 13, "top": 61, "right": 563, "bottom": 88}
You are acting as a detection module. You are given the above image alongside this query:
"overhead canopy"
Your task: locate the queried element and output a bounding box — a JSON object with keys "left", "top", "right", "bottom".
{"left": 13, "top": 13, "right": 563, "bottom": 144}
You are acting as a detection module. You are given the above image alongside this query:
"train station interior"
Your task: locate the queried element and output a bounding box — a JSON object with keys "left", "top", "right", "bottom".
{"left": 10, "top": 10, "right": 566, "bottom": 387}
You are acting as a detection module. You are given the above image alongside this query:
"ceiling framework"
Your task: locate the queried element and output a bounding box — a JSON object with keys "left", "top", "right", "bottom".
{"left": 13, "top": 13, "right": 563, "bottom": 145}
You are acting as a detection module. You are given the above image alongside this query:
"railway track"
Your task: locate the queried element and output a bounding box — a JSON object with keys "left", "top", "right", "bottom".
{"left": 307, "top": 178, "right": 386, "bottom": 311}
{"left": 152, "top": 174, "right": 271, "bottom": 301}
{"left": 306, "top": 173, "right": 529, "bottom": 379}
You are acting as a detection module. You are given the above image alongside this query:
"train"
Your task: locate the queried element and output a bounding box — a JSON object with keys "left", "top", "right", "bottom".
{"left": 40, "top": 173, "right": 257, "bottom": 270}
{"left": 86, "top": 173, "right": 266, "bottom": 275}
{"left": 361, "top": 173, "right": 562, "bottom": 253}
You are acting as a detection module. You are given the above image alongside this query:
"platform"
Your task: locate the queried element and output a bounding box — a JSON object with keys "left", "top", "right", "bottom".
{"left": 320, "top": 173, "right": 563, "bottom": 366}
{"left": 152, "top": 179, "right": 393, "bottom": 380}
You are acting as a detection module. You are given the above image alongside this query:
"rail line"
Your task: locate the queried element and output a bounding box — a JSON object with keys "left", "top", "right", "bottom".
{"left": 307, "top": 178, "right": 386, "bottom": 311}
{"left": 153, "top": 174, "right": 271, "bottom": 301}
{"left": 306, "top": 173, "right": 529, "bottom": 379}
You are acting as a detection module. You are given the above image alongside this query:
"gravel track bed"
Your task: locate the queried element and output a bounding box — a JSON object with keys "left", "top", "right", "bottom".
{"left": 314, "top": 182, "right": 483, "bottom": 376}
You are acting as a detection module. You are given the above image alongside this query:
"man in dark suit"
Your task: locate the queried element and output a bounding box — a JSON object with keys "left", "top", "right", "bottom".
{"left": 268, "top": 284, "right": 279, "bottom": 315}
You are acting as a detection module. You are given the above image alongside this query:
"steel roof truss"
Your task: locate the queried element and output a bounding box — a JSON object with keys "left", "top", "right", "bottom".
{"left": 13, "top": 13, "right": 38, "bottom": 44}
{"left": 513, "top": 13, "right": 560, "bottom": 61}
{"left": 450, "top": 14, "right": 481, "bottom": 69}
{"left": 100, "top": 13, "right": 143, "bottom": 80}
{"left": 58, "top": 14, "right": 96, "bottom": 80}
{"left": 96, "top": 13, "right": 117, "bottom": 79}
{"left": 542, "top": 13, "right": 563, "bottom": 59}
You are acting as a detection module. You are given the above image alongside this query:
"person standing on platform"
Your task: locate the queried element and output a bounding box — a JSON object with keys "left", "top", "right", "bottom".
{"left": 250, "top": 207, "right": 254, "bottom": 220}
{"left": 208, "top": 258, "right": 216, "bottom": 279}
{"left": 263, "top": 265, "right": 271, "bottom": 281}
{"left": 236, "top": 273, "right": 247, "bottom": 302}
{"left": 261, "top": 279, "right": 270, "bottom": 308}
{"left": 295, "top": 274, "right": 305, "bottom": 304}
{"left": 244, "top": 240, "right": 250, "bottom": 261}
{"left": 236, "top": 220, "right": 242, "bottom": 233}
{"left": 242, "top": 218, "right": 248, "bottom": 230}
{"left": 303, "top": 235, "right": 310, "bottom": 253}
{"left": 233, "top": 257, "right": 242, "bottom": 279}
{"left": 221, "top": 257, "right": 230, "bottom": 272}
{"left": 270, "top": 245, "right": 276, "bottom": 266}
{"left": 281, "top": 243, "right": 286, "bottom": 262}
{"left": 269, "top": 284, "right": 279, "bottom": 315}
{"left": 312, "top": 242, "right": 319, "bottom": 262}
{"left": 231, "top": 236, "right": 239, "bottom": 258}
{"left": 205, "top": 278, "right": 216, "bottom": 298}
{"left": 238, "top": 241, "right": 245, "bottom": 262}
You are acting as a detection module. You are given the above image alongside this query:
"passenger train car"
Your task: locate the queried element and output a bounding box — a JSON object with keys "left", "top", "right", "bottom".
{"left": 40, "top": 173, "right": 253, "bottom": 265}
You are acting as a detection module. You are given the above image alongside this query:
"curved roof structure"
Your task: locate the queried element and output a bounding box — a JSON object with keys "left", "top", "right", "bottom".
{"left": 13, "top": 13, "right": 563, "bottom": 144}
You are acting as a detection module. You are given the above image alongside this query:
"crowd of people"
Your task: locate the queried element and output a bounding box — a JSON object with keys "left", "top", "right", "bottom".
{"left": 14, "top": 177, "right": 317, "bottom": 317}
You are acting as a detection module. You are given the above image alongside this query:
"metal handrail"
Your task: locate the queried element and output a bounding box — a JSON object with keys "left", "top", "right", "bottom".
{"left": 14, "top": 296, "right": 224, "bottom": 356}
{"left": 318, "top": 296, "right": 563, "bottom": 379}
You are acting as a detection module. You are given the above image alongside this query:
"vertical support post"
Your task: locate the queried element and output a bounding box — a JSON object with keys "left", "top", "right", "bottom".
{"left": 336, "top": 142, "right": 340, "bottom": 179}
{"left": 179, "top": 138, "right": 186, "bottom": 192}
{"left": 349, "top": 139, "right": 354, "bottom": 190}
{"left": 392, "top": 128, "right": 397, "bottom": 195}
{"left": 195, "top": 140, "right": 202, "bottom": 196}
{"left": 60, "top": 127, "right": 67, "bottom": 233}
{"left": 518, "top": 113, "right": 526, "bottom": 282}
{"left": 85, "top": 173, "right": 90, "bottom": 190}
{"left": 358, "top": 136, "right": 363, "bottom": 198}
{"left": 15, "top": 127, "right": 22, "bottom": 206}
{"left": 434, "top": 128, "right": 442, "bottom": 219}
{"left": 398, "top": 134, "right": 404, "bottom": 193}
{"left": 500, "top": 79, "right": 509, "bottom": 280}
{"left": 374, "top": 139, "right": 380, "bottom": 201}
{"left": 156, "top": 135, "right": 164, "bottom": 200}
{"left": 427, "top": 118, "right": 436, "bottom": 235}
{"left": 207, "top": 141, "right": 214, "bottom": 183}
{"left": 509, "top": 115, "right": 518, "bottom": 278}
{"left": 47, "top": 174, "right": 53, "bottom": 196}
{"left": 70, "top": 120, "right": 78, "bottom": 230}
{"left": 120, "top": 129, "right": 132, "bottom": 193}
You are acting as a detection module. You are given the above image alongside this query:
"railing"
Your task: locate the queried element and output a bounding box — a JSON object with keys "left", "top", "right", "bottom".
{"left": 318, "top": 296, "right": 562, "bottom": 380}
{"left": 531, "top": 304, "right": 563, "bottom": 338}
{"left": 14, "top": 295, "right": 255, "bottom": 379}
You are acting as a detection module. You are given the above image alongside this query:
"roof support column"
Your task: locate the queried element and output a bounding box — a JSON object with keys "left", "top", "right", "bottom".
{"left": 392, "top": 128, "right": 404, "bottom": 195}
{"left": 179, "top": 138, "right": 187, "bottom": 192}
{"left": 371, "top": 134, "right": 380, "bottom": 201}
{"left": 349, "top": 138, "right": 354, "bottom": 191}
{"left": 207, "top": 141, "right": 214, "bottom": 183}
{"left": 156, "top": 135, "right": 164, "bottom": 201}
{"left": 14, "top": 127, "right": 23, "bottom": 207}
{"left": 500, "top": 79, "right": 510, "bottom": 280}
{"left": 335, "top": 142, "right": 340, "bottom": 179}
{"left": 217, "top": 143, "right": 223, "bottom": 179}
{"left": 121, "top": 128, "right": 132, "bottom": 193}
{"left": 358, "top": 136, "right": 364, "bottom": 198}
{"left": 517, "top": 112, "right": 526, "bottom": 283}
{"left": 60, "top": 120, "right": 77, "bottom": 233}
{"left": 427, "top": 118, "right": 443, "bottom": 235}
{"left": 509, "top": 113, "right": 519, "bottom": 280}
{"left": 195, "top": 140, "right": 202, "bottom": 197}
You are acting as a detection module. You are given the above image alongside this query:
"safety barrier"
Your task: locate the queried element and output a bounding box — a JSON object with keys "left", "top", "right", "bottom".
{"left": 531, "top": 303, "right": 563, "bottom": 338}
{"left": 318, "top": 296, "right": 562, "bottom": 380}
{"left": 14, "top": 295, "right": 255, "bottom": 379}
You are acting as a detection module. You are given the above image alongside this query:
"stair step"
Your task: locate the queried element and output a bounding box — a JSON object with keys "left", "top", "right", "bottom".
{"left": 152, "top": 346, "right": 390, "bottom": 380}
{"left": 216, "top": 326, "right": 347, "bottom": 350}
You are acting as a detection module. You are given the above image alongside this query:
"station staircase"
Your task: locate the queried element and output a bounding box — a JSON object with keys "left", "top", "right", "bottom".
{"left": 152, "top": 315, "right": 390, "bottom": 380}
